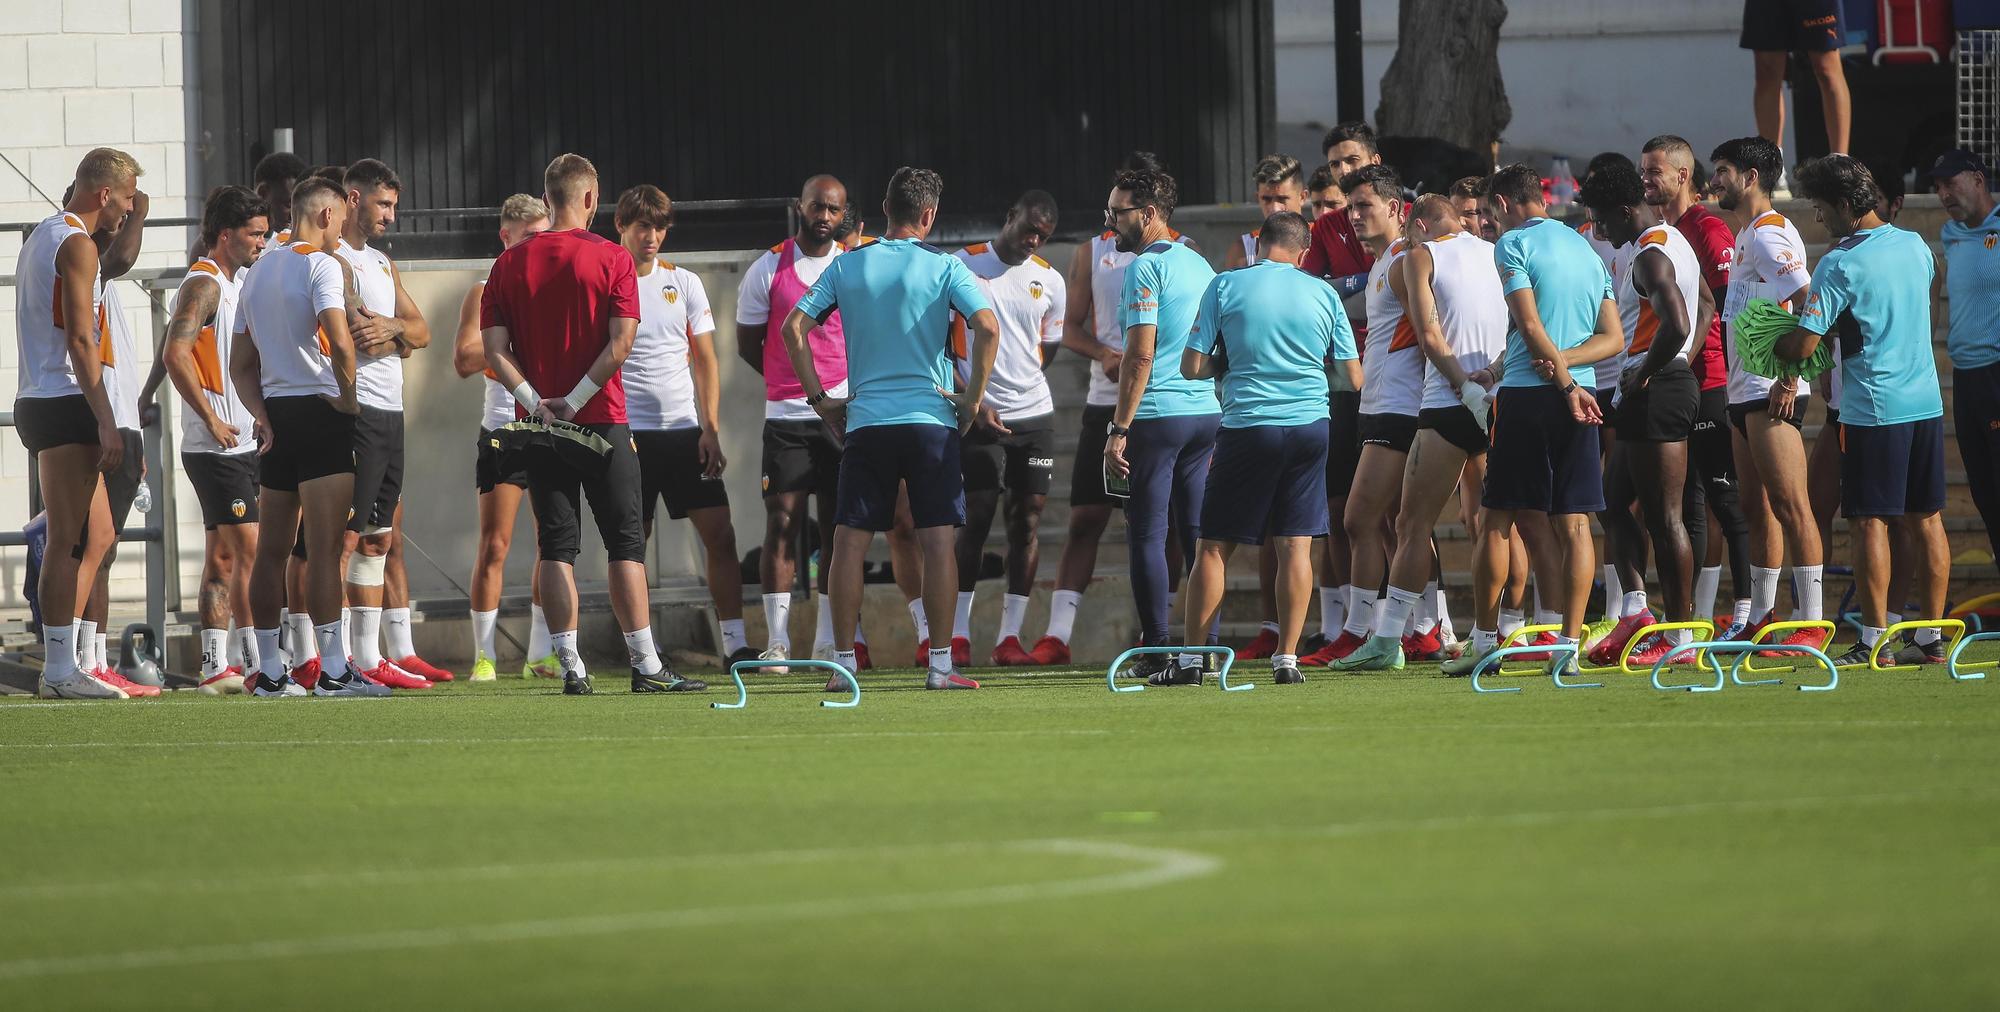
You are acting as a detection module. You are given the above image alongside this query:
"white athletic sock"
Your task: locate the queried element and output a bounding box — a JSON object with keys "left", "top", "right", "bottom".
{"left": 835, "top": 648, "right": 858, "bottom": 672}
{"left": 999, "top": 594, "right": 1029, "bottom": 643}
{"left": 1498, "top": 609, "right": 1524, "bottom": 638}
{"left": 1471, "top": 627, "right": 1498, "bottom": 654}
{"left": 254, "top": 628, "right": 283, "bottom": 680}
{"left": 1860, "top": 624, "right": 1884, "bottom": 648}
{"left": 1915, "top": 626, "right": 1941, "bottom": 646}
{"left": 234, "top": 626, "right": 260, "bottom": 673}
{"left": 95, "top": 632, "right": 109, "bottom": 670}
{"left": 1343, "top": 586, "right": 1374, "bottom": 638}
{"left": 720, "top": 618, "right": 747, "bottom": 656}
{"left": 1325, "top": 585, "right": 1350, "bottom": 637}
{"left": 1434, "top": 584, "right": 1452, "bottom": 637}
{"left": 762, "top": 593, "right": 793, "bottom": 649}
{"left": 853, "top": 622, "right": 867, "bottom": 645}
{"left": 528, "top": 603, "right": 552, "bottom": 659}
{"left": 314, "top": 620, "right": 344, "bottom": 676}
{"left": 472, "top": 609, "right": 499, "bottom": 661}
{"left": 1600, "top": 565, "right": 1623, "bottom": 624}
{"left": 928, "top": 645, "right": 953, "bottom": 671}
{"left": 339, "top": 607, "right": 353, "bottom": 660}
{"left": 1623, "top": 590, "right": 1649, "bottom": 618}
{"left": 814, "top": 595, "right": 834, "bottom": 650}
{"left": 200, "top": 628, "right": 229, "bottom": 678}
{"left": 909, "top": 598, "right": 930, "bottom": 642}
{"left": 1750, "top": 567, "right": 1781, "bottom": 624}
{"left": 1668, "top": 627, "right": 1692, "bottom": 646}
{"left": 1732, "top": 599, "right": 1753, "bottom": 627}
{"left": 1375, "top": 586, "right": 1422, "bottom": 640}
{"left": 1047, "top": 589, "right": 1082, "bottom": 643}
{"left": 350, "top": 607, "right": 383, "bottom": 669}
{"left": 953, "top": 591, "right": 975, "bottom": 642}
{"left": 1415, "top": 581, "right": 1440, "bottom": 634}
{"left": 227, "top": 624, "right": 244, "bottom": 666}
{"left": 76, "top": 620, "right": 98, "bottom": 671}
{"left": 551, "top": 629, "right": 584, "bottom": 677}
{"left": 1535, "top": 609, "right": 1562, "bottom": 627}
{"left": 624, "top": 626, "right": 662, "bottom": 675}
{"left": 1694, "top": 566, "right": 1722, "bottom": 622}
{"left": 1796, "top": 565, "right": 1825, "bottom": 622}
{"left": 287, "top": 613, "right": 315, "bottom": 664}
{"left": 43, "top": 623, "right": 78, "bottom": 682}
{"left": 1259, "top": 620, "right": 1280, "bottom": 634}
{"left": 1273, "top": 652, "right": 1298, "bottom": 668}
{"left": 383, "top": 607, "right": 415, "bottom": 659}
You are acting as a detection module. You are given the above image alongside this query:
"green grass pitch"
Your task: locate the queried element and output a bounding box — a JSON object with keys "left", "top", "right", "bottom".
{"left": 2, "top": 655, "right": 1997, "bottom": 1010}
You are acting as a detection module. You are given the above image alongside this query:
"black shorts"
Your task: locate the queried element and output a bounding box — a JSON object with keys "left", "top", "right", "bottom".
{"left": 635, "top": 427, "right": 730, "bottom": 525}
{"left": 1740, "top": 0, "right": 1845, "bottom": 52}
{"left": 1613, "top": 362, "right": 1701, "bottom": 443}
{"left": 260, "top": 395, "right": 356, "bottom": 492}
{"left": 1070, "top": 404, "right": 1124, "bottom": 509}
{"left": 12, "top": 394, "right": 99, "bottom": 452}
{"left": 1483, "top": 385, "right": 1606, "bottom": 515}
{"left": 1841, "top": 416, "right": 1946, "bottom": 517}
{"left": 1326, "top": 390, "right": 1362, "bottom": 497}
{"left": 1419, "top": 405, "right": 1490, "bottom": 455}
{"left": 1729, "top": 398, "right": 1808, "bottom": 437}
{"left": 963, "top": 413, "right": 1056, "bottom": 496}
{"left": 761, "top": 418, "right": 841, "bottom": 501}
{"left": 348, "top": 405, "right": 404, "bottom": 534}
{"left": 1596, "top": 387, "right": 1621, "bottom": 432}
{"left": 526, "top": 422, "right": 645, "bottom": 565}
{"left": 476, "top": 427, "right": 528, "bottom": 492}
{"left": 836, "top": 423, "right": 965, "bottom": 531}
{"left": 104, "top": 428, "right": 145, "bottom": 534}
{"left": 1358, "top": 411, "right": 1418, "bottom": 453}
{"left": 183, "top": 450, "right": 260, "bottom": 528}
{"left": 1201, "top": 423, "right": 1330, "bottom": 545}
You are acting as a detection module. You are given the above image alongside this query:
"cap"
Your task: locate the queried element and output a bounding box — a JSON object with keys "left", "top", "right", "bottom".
{"left": 1928, "top": 149, "right": 1987, "bottom": 179}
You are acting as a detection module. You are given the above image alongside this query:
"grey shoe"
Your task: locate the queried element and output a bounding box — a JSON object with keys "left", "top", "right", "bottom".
{"left": 313, "top": 667, "right": 391, "bottom": 697}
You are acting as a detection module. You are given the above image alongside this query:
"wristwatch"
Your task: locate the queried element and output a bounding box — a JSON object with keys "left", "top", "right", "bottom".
{"left": 806, "top": 390, "right": 827, "bottom": 407}
{"left": 1106, "top": 421, "right": 1130, "bottom": 437}
{"left": 1560, "top": 380, "right": 1578, "bottom": 394}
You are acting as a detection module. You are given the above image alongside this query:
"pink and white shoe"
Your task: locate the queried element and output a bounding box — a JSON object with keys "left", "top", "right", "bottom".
{"left": 198, "top": 665, "right": 247, "bottom": 695}
{"left": 363, "top": 660, "right": 433, "bottom": 690}
{"left": 94, "top": 667, "right": 160, "bottom": 698}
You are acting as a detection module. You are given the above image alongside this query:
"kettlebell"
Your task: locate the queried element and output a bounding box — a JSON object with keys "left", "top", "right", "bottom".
{"left": 118, "top": 624, "right": 166, "bottom": 688}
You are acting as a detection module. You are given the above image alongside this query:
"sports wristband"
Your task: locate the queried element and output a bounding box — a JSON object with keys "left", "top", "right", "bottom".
{"left": 563, "top": 375, "right": 602, "bottom": 411}
{"left": 511, "top": 382, "right": 540, "bottom": 411}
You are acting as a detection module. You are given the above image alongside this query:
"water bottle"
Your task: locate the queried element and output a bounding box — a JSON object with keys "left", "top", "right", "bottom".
{"left": 1551, "top": 157, "right": 1576, "bottom": 209}
{"left": 133, "top": 479, "right": 152, "bottom": 514}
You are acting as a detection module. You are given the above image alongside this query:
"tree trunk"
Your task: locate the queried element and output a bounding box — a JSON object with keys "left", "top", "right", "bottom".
{"left": 1373, "top": 0, "right": 1512, "bottom": 153}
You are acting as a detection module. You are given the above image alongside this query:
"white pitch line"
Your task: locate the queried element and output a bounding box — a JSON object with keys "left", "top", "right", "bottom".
{"left": 0, "top": 728, "right": 1115, "bottom": 750}
{"left": 0, "top": 838, "right": 1222, "bottom": 981}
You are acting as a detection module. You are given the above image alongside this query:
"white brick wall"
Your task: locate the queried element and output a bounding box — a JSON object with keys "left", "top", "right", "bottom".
{"left": 2, "top": 0, "right": 200, "bottom": 612}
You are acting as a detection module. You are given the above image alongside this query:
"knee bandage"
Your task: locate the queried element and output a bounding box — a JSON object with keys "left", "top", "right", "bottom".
{"left": 346, "top": 551, "right": 387, "bottom": 587}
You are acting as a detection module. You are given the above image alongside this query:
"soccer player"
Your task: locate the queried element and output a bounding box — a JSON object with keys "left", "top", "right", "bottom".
{"left": 14, "top": 149, "right": 141, "bottom": 699}
{"left": 1779, "top": 155, "right": 1947, "bottom": 666}
{"left": 1710, "top": 136, "right": 1826, "bottom": 647}
{"left": 1741, "top": 0, "right": 1850, "bottom": 164}
{"left": 737, "top": 175, "right": 859, "bottom": 672}
{"left": 1642, "top": 135, "right": 1749, "bottom": 637}
{"left": 334, "top": 159, "right": 440, "bottom": 690}
{"left": 1336, "top": 195, "right": 1504, "bottom": 670}
{"left": 1100, "top": 168, "right": 1222, "bottom": 680}
{"left": 253, "top": 151, "right": 306, "bottom": 242}
{"left": 781, "top": 166, "right": 1000, "bottom": 690}
{"left": 156, "top": 186, "right": 270, "bottom": 694}
{"left": 1305, "top": 165, "right": 1344, "bottom": 223}
{"left": 614, "top": 184, "right": 753, "bottom": 667}
{"left": 1579, "top": 160, "right": 1710, "bottom": 667}
{"left": 1029, "top": 152, "right": 1181, "bottom": 666}
{"left": 1174, "top": 211, "right": 1358, "bottom": 685}
{"left": 1443, "top": 165, "right": 1624, "bottom": 679}
{"left": 481, "top": 153, "right": 704, "bottom": 695}
{"left": 949, "top": 191, "right": 1065, "bottom": 665}
{"left": 232, "top": 175, "right": 385, "bottom": 697}
{"left": 454, "top": 194, "right": 553, "bottom": 681}
{"left": 1934, "top": 150, "right": 2000, "bottom": 570}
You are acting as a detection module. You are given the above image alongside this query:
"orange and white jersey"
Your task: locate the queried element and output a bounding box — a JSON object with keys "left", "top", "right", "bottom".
{"left": 1724, "top": 210, "right": 1813, "bottom": 405}
{"left": 1417, "top": 231, "right": 1508, "bottom": 411}
{"left": 236, "top": 240, "right": 347, "bottom": 399}
{"left": 1238, "top": 230, "right": 1261, "bottom": 266}
{"left": 99, "top": 283, "right": 141, "bottom": 431}
{"left": 468, "top": 277, "right": 516, "bottom": 431}
{"left": 14, "top": 210, "right": 108, "bottom": 400}
{"left": 1086, "top": 229, "right": 1188, "bottom": 407}
{"left": 955, "top": 243, "right": 1065, "bottom": 421}
{"left": 170, "top": 258, "right": 257, "bottom": 454}
{"left": 336, "top": 238, "right": 404, "bottom": 411}
{"left": 1359, "top": 238, "right": 1422, "bottom": 417}
{"left": 1616, "top": 223, "right": 1703, "bottom": 385}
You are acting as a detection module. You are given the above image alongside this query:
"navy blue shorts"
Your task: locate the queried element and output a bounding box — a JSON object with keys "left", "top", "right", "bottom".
{"left": 1482, "top": 385, "right": 1606, "bottom": 515}
{"left": 1841, "top": 416, "right": 1945, "bottom": 517}
{"left": 835, "top": 423, "right": 965, "bottom": 531}
{"left": 1201, "top": 423, "right": 1330, "bottom": 545}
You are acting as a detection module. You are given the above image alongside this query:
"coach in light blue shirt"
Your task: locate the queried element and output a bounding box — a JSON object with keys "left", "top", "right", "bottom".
{"left": 1932, "top": 149, "right": 2000, "bottom": 587}
{"left": 782, "top": 166, "right": 999, "bottom": 686}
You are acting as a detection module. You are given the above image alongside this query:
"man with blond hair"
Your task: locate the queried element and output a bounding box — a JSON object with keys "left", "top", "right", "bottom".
{"left": 14, "top": 148, "right": 142, "bottom": 698}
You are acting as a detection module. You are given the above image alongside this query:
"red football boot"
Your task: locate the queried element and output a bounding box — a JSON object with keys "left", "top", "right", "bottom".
{"left": 990, "top": 636, "right": 1037, "bottom": 666}
{"left": 1301, "top": 630, "right": 1366, "bottom": 667}
{"left": 1241, "top": 626, "right": 1279, "bottom": 659}
{"left": 1028, "top": 635, "right": 1070, "bottom": 666}
{"left": 1586, "top": 612, "right": 1654, "bottom": 666}
{"left": 1402, "top": 625, "right": 1444, "bottom": 661}
{"left": 396, "top": 655, "right": 454, "bottom": 682}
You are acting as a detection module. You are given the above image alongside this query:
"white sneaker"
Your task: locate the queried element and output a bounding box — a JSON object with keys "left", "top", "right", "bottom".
{"left": 248, "top": 671, "right": 307, "bottom": 697}
{"left": 812, "top": 642, "right": 838, "bottom": 663}
{"left": 758, "top": 643, "right": 790, "bottom": 674}
{"left": 39, "top": 673, "right": 128, "bottom": 700}
{"left": 314, "top": 667, "right": 392, "bottom": 697}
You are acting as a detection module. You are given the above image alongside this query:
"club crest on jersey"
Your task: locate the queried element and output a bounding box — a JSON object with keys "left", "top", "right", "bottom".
{"left": 664, "top": 284, "right": 679, "bottom": 304}
{"left": 1029, "top": 281, "right": 1044, "bottom": 300}
{"left": 230, "top": 499, "right": 247, "bottom": 518}
{"left": 1986, "top": 232, "right": 1997, "bottom": 250}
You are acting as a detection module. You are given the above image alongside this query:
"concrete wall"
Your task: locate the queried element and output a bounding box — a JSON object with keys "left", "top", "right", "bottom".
{"left": 1, "top": 0, "right": 200, "bottom": 609}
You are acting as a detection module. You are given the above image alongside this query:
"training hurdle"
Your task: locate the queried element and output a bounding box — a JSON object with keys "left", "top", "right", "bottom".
{"left": 1947, "top": 592, "right": 2000, "bottom": 634}
{"left": 1105, "top": 646, "right": 1246, "bottom": 693}
{"left": 713, "top": 658, "right": 860, "bottom": 710}
{"left": 1725, "top": 620, "right": 1837, "bottom": 684}
{"left": 1946, "top": 630, "right": 1999, "bottom": 681}
{"left": 1494, "top": 620, "right": 1716, "bottom": 680}
{"left": 1649, "top": 639, "right": 1840, "bottom": 693}
{"left": 1493, "top": 623, "right": 1564, "bottom": 674}
{"left": 1468, "top": 642, "right": 1583, "bottom": 693}
{"left": 1873, "top": 619, "right": 1967, "bottom": 672}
